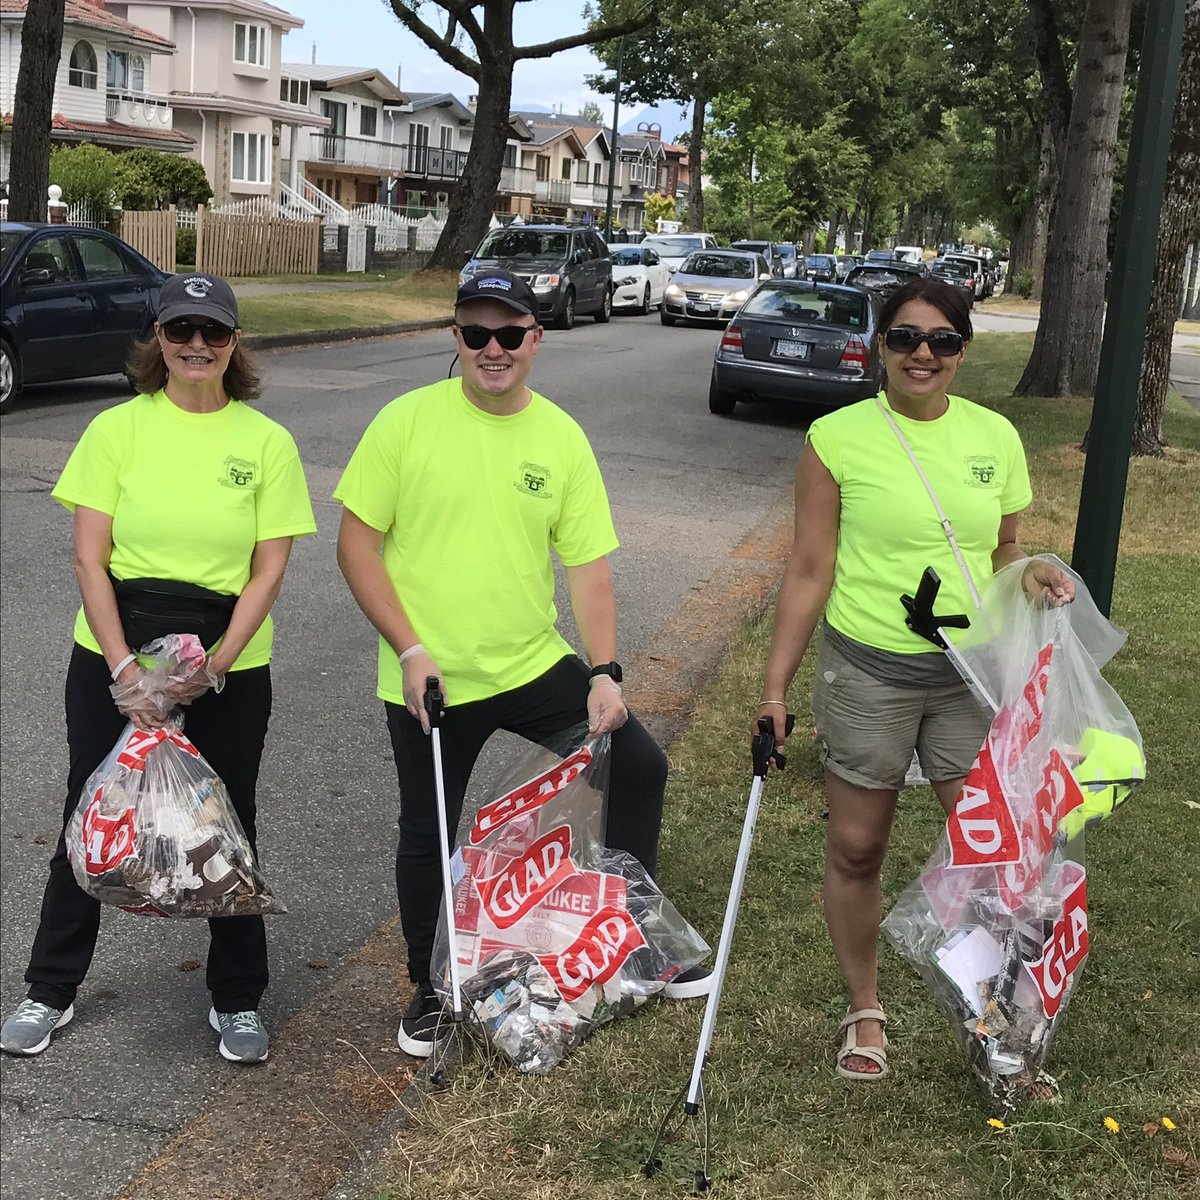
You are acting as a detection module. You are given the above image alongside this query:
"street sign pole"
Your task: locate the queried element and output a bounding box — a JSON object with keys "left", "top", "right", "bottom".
{"left": 1071, "top": 0, "right": 1186, "bottom": 615}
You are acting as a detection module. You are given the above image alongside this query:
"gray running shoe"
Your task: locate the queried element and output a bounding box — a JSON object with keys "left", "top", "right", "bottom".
{"left": 208, "top": 1007, "right": 269, "bottom": 1063}
{"left": 1, "top": 1000, "right": 75, "bottom": 1056}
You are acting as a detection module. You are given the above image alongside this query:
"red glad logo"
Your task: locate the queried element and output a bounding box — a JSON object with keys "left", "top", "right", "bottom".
{"left": 538, "top": 904, "right": 646, "bottom": 1002}
{"left": 469, "top": 746, "right": 593, "bottom": 845}
{"left": 114, "top": 726, "right": 199, "bottom": 772}
{"left": 1024, "top": 871, "right": 1089, "bottom": 1018}
{"left": 947, "top": 742, "right": 1022, "bottom": 867}
{"left": 990, "top": 641, "right": 1054, "bottom": 773}
{"left": 80, "top": 785, "right": 136, "bottom": 876}
{"left": 474, "top": 825, "right": 577, "bottom": 930}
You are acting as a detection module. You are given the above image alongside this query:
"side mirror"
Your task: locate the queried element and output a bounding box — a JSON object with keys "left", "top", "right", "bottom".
{"left": 759, "top": 273, "right": 771, "bottom": 281}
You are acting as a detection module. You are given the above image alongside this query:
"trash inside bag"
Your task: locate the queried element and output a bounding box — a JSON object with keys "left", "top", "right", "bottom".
{"left": 883, "top": 556, "right": 1144, "bottom": 1111}
{"left": 432, "top": 729, "right": 709, "bottom": 1074}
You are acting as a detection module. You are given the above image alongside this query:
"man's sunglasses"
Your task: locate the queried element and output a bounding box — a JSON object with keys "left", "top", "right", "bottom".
{"left": 161, "top": 319, "right": 235, "bottom": 348}
{"left": 883, "top": 327, "right": 965, "bottom": 356}
{"left": 457, "top": 324, "right": 536, "bottom": 352}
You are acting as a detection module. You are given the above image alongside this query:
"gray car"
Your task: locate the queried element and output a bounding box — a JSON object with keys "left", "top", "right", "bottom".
{"left": 660, "top": 250, "right": 772, "bottom": 325}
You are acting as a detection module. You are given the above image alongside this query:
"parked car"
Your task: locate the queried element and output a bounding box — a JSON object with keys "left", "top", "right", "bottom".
{"left": 775, "top": 243, "right": 801, "bottom": 279}
{"left": 461, "top": 224, "right": 612, "bottom": 329}
{"left": 942, "top": 251, "right": 994, "bottom": 299}
{"left": 661, "top": 250, "right": 772, "bottom": 325}
{"left": 835, "top": 253, "right": 864, "bottom": 281}
{"left": 607, "top": 242, "right": 670, "bottom": 314}
{"left": 638, "top": 232, "right": 720, "bottom": 274}
{"left": 844, "top": 261, "right": 926, "bottom": 303}
{"left": 1, "top": 222, "right": 170, "bottom": 415}
{"left": 892, "top": 245, "right": 924, "bottom": 265}
{"left": 864, "top": 249, "right": 899, "bottom": 264}
{"left": 930, "top": 257, "right": 977, "bottom": 305}
{"left": 730, "top": 240, "right": 785, "bottom": 277}
{"left": 803, "top": 253, "right": 839, "bottom": 283}
{"left": 709, "top": 280, "right": 882, "bottom": 415}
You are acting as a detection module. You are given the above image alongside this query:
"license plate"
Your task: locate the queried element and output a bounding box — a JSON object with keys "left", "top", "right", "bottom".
{"left": 691, "top": 302, "right": 712, "bottom": 312}
{"left": 773, "top": 339, "right": 809, "bottom": 359}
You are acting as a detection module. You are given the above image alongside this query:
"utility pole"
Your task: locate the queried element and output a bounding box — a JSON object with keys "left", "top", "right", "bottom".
{"left": 604, "top": 34, "right": 626, "bottom": 239}
{"left": 1071, "top": 0, "right": 1186, "bottom": 615}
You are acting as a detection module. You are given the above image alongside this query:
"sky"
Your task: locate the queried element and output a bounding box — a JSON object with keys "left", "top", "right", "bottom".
{"left": 278, "top": 0, "right": 691, "bottom": 137}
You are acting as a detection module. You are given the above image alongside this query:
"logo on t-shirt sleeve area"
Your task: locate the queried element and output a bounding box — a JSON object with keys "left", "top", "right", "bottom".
{"left": 219, "top": 455, "right": 259, "bottom": 490}
{"left": 515, "top": 459, "right": 553, "bottom": 499}
{"left": 964, "top": 453, "right": 1001, "bottom": 488}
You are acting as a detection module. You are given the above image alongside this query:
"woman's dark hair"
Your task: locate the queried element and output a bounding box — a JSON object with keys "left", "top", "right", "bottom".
{"left": 877, "top": 277, "right": 973, "bottom": 342}
{"left": 125, "top": 334, "right": 262, "bottom": 401}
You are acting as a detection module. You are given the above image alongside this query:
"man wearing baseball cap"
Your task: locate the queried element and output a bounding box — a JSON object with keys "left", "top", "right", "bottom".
{"left": 334, "top": 269, "right": 709, "bottom": 1056}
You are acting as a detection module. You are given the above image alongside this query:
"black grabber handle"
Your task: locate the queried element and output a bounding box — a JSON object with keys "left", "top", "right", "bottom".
{"left": 752, "top": 714, "right": 795, "bottom": 777}
{"left": 423, "top": 676, "right": 445, "bottom": 729}
{"left": 901, "top": 566, "right": 971, "bottom": 649}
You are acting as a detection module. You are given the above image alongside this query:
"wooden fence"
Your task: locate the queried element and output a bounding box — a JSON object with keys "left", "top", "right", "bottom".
{"left": 195, "top": 206, "right": 320, "bottom": 276}
{"left": 121, "top": 206, "right": 177, "bottom": 272}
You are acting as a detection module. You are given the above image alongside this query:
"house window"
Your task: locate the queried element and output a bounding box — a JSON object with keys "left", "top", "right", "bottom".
{"left": 561, "top": 157, "right": 573, "bottom": 180}
{"left": 440, "top": 127, "right": 454, "bottom": 150}
{"left": 234, "top": 22, "right": 269, "bottom": 68}
{"left": 593, "top": 162, "right": 602, "bottom": 185}
{"left": 576, "top": 161, "right": 590, "bottom": 184}
{"left": 232, "top": 131, "right": 270, "bottom": 183}
{"left": 360, "top": 106, "right": 377, "bottom": 137}
{"left": 280, "top": 77, "right": 309, "bottom": 106}
{"left": 107, "top": 51, "right": 145, "bottom": 92}
{"left": 535, "top": 155, "right": 549, "bottom": 181}
{"left": 68, "top": 41, "right": 98, "bottom": 89}
{"left": 503, "top": 144, "right": 517, "bottom": 168}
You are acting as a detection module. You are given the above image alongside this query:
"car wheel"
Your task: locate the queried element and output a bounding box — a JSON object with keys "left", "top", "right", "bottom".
{"left": 708, "top": 370, "right": 736, "bottom": 415}
{"left": 660, "top": 309, "right": 675, "bottom": 327}
{"left": 556, "top": 288, "right": 576, "bottom": 330}
{"left": 0, "top": 341, "right": 20, "bottom": 416}
{"left": 635, "top": 285, "right": 650, "bottom": 316}
{"left": 594, "top": 287, "right": 612, "bottom": 324}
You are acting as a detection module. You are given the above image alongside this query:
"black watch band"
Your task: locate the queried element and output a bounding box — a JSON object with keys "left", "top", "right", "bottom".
{"left": 588, "top": 661, "right": 623, "bottom": 684}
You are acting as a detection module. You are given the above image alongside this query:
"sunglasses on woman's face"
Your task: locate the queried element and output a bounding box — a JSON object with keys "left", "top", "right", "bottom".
{"left": 883, "top": 327, "right": 965, "bottom": 356}
{"left": 160, "top": 319, "right": 235, "bottom": 348}
{"left": 456, "top": 323, "right": 536, "bottom": 352}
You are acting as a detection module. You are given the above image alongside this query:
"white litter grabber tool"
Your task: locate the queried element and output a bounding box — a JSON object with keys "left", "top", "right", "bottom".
{"left": 644, "top": 713, "right": 794, "bottom": 1193}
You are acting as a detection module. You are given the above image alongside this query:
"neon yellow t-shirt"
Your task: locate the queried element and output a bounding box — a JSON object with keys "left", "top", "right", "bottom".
{"left": 333, "top": 378, "right": 619, "bottom": 705}
{"left": 52, "top": 391, "right": 317, "bottom": 669}
{"left": 807, "top": 390, "right": 1032, "bottom": 654}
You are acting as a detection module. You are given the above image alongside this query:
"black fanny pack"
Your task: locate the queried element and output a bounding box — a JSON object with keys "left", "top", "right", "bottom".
{"left": 110, "top": 576, "right": 238, "bottom": 652}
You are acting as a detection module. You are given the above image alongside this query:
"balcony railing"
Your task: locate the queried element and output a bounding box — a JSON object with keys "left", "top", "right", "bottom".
{"left": 498, "top": 165, "right": 536, "bottom": 195}
{"left": 305, "top": 133, "right": 469, "bottom": 180}
{"left": 534, "top": 178, "right": 571, "bottom": 204}
{"left": 105, "top": 89, "right": 173, "bottom": 128}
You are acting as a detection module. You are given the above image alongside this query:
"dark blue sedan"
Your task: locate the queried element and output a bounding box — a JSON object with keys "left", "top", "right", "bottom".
{"left": 1, "top": 222, "right": 170, "bottom": 415}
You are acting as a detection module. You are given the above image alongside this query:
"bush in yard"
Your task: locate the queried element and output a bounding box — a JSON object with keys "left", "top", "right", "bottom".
{"left": 176, "top": 228, "right": 196, "bottom": 266}
{"left": 1010, "top": 268, "right": 1034, "bottom": 298}
{"left": 48, "top": 144, "right": 115, "bottom": 208}
{"left": 113, "top": 149, "right": 212, "bottom": 209}
{"left": 645, "top": 192, "right": 677, "bottom": 229}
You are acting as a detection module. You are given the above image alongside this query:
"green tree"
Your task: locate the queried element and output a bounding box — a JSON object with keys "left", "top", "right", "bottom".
{"left": 644, "top": 192, "right": 677, "bottom": 227}
{"left": 48, "top": 144, "right": 116, "bottom": 209}
{"left": 578, "top": 99, "right": 604, "bottom": 123}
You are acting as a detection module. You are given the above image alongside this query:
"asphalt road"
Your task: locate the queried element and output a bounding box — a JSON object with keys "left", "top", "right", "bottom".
{"left": 0, "top": 311, "right": 807, "bottom": 1200}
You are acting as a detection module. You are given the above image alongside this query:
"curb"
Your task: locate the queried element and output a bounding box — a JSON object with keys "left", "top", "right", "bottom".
{"left": 244, "top": 318, "right": 453, "bottom": 351}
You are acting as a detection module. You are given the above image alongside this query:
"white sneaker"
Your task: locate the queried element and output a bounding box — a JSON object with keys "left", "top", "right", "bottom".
{"left": 1, "top": 999, "right": 75, "bottom": 1056}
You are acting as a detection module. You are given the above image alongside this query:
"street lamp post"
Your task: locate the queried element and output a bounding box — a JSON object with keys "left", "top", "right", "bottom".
{"left": 604, "top": 34, "right": 626, "bottom": 239}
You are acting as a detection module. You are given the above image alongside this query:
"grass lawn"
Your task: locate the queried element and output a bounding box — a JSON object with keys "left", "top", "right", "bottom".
{"left": 237, "top": 270, "right": 458, "bottom": 336}
{"left": 370, "top": 334, "right": 1198, "bottom": 1200}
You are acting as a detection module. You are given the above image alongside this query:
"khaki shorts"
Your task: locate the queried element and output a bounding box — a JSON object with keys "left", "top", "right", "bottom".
{"left": 812, "top": 635, "right": 991, "bottom": 791}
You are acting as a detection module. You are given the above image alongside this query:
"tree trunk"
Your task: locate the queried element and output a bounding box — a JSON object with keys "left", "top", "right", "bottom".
{"left": 426, "top": 54, "right": 513, "bottom": 271}
{"left": 688, "top": 91, "right": 706, "bottom": 231}
{"left": 1029, "top": 122, "right": 1056, "bottom": 298}
{"left": 1016, "top": 0, "right": 1133, "bottom": 397}
{"left": 8, "top": 0, "right": 66, "bottom": 221}
{"left": 827, "top": 206, "right": 840, "bottom": 253}
{"left": 1007, "top": 203, "right": 1035, "bottom": 286}
{"left": 1132, "top": 0, "right": 1200, "bottom": 456}
{"left": 860, "top": 198, "right": 877, "bottom": 255}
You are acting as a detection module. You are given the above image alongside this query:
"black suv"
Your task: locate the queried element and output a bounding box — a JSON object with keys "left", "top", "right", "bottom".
{"left": 461, "top": 224, "right": 612, "bottom": 329}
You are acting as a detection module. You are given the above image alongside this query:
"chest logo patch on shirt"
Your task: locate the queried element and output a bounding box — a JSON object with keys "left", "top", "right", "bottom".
{"left": 516, "top": 460, "right": 553, "bottom": 500}
{"left": 964, "top": 454, "right": 1000, "bottom": 488}
{"left": 219, "top": 455, "right": 259, "bottom": 490}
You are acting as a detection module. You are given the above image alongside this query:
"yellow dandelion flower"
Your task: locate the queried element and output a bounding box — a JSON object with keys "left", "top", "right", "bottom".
{"left": 987, "top": 1118, "right": 1006, "bottom": 1130}
{"left": 1162, "top": 1116, "right": 1177, "bottom": 1131}
{"left": 1104, "top": 1117, "right": 1121, "bottom": 1134}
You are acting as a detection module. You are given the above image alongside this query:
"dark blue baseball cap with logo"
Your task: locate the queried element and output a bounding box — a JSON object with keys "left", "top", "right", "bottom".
{"left": 456, "top": 269, "right": 539, "bottom": 319}
{"left": 157, "top": 272, "right": 240, "bottom": 328}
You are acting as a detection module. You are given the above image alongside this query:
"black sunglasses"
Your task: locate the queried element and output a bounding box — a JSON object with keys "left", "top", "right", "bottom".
{"left": 457, "top": 324, "right": 536, "bottom": 352}
{"left": 161, "top": 318, "right": 235, "bottom": 348}
{"left": 884, "top": 327, "right": 965, "bottom": 356}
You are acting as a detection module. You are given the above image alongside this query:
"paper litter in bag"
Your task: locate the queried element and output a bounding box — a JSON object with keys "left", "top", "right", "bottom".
{"left": 883, "top": 556, "right": 1144, "bottom": 1110}
{"left": 432, "top": 729, "right": 709, "bottom": 1074}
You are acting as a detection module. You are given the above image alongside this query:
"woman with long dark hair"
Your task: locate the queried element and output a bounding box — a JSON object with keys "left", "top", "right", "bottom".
{"left": 1, "top": 273, "right": 315, "bottom": 1063}
{"left": 755, "top": 277, "right": 1073, "bottom": 1081}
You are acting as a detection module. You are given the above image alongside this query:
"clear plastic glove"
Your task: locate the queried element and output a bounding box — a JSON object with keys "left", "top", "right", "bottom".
{"left": 163, "top": 659, "right": 224, "bottom": 707}
{"left": 108, "top": 634, "right": 215, "bottom": 730}
{"left": 401, "top": 647, "right": 444, "bottom": 734}
{"left": 587, "top": 677, "right": 627, "bottom": 735}
{"left": 110, "top": 665, "right": 175, "bottom": 731}
{"left": 1021, "top": 557, "right": 1076, "bottom": 607}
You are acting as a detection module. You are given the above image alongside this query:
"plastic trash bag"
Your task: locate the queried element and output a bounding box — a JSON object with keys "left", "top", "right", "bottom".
{"left": 432, "top": 729, "right": 709, "bottom": 1074}
{"left": 882, "top": 556, "right": 1144, "bottom": 1110}
{"left": 66, "top": 635, "right": 284, "bottom": 918}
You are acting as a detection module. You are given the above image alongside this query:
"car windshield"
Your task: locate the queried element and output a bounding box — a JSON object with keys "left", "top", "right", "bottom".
{"left": 0, "top": 230, "right": 24, "bottom": 269}
{"left": 742, "top": 285, "right": 867, "bottom": 327}
{"left": 475, "top": 229, "right": 569, "bottom": 259}
{"left": 805, "top": 255, "right": 834, "bottom": 268}
{"left": 609, "top": 247, "right": 644, "bottom": 265}
{"left": 777, "top": 245, "right": 796, "bottom": 258}
{"left": 680, "top": 253, "right": 755, "bottom": 279}
{"left": 644, "top": 236, "right": 706, "bottom": 254}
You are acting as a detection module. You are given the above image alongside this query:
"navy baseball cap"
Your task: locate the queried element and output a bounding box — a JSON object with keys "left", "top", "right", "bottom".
{"left": 157, "top": 272, "right": 239, "bottom": 328}
{"left": 456, "top": 270, "right": 539, "bottom": 319}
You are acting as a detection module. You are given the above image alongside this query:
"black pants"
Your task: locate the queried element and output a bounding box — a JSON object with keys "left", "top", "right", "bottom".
{"left": 385, "top": 655, "right": 667, "bottom": 985}
{"left": 24, "top": 646, "right": 272, "bottom": 1013}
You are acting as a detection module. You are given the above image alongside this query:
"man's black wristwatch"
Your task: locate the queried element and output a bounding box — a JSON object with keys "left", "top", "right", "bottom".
{"left": 588, "top": 661, "right": 623, "bottom": 684}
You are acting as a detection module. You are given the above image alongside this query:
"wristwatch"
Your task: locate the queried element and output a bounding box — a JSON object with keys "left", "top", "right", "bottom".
{"left": 588, "top": 661, "right": 623, "bottom": 684}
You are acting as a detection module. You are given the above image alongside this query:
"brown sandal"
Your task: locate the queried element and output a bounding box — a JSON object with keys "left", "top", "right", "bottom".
{"left": 836, "top": 1007, "right": 889, "bottom": 1081}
